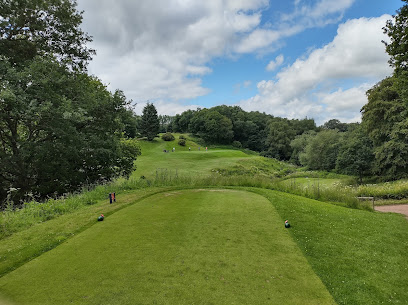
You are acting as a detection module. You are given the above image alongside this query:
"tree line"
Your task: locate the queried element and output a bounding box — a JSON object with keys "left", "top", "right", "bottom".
{"left": 0, "top": 0, "right": 140, "bottom": 206}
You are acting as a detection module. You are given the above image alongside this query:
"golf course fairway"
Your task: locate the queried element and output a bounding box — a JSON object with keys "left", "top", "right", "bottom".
{"left": 0, "top": 189, "right": 335, "bottom": 304}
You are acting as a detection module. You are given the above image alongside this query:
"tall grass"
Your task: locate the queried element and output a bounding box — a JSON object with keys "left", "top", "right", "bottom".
{"left": 274, "top": 179, "right": 361, "bottom": 209}
{"left": 357, "top": 179, "right": 408, "bottom": 199}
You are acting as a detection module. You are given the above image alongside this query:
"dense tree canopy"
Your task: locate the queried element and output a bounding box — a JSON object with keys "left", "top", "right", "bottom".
{"left": 0, "top": 0, "right": 141, "bottom": 205}
{"left": 0, "top": 56, "right": 140, "bottom": 204}
{"left": 336, "top": 125, "right": 374, "bottom": 183}
{"left": 322, "top": 119, "right": 348, "bottom": 132}
{"left": 383, "top": 0, "right": 408, "bottom": 73}
{"left": 290, "top": 130, "right": 317, "bottom": 165}
{"left": 0, "top": 0, "right": 94, "bottom": 70}
{"left": 264, "top": 119, "right": 295, "bottom": 160}
{"left": 356, "top": 2, "right": 408, "bottom": 180}
{"left": 300, "top": 130, "right": 342, "bottom": 171}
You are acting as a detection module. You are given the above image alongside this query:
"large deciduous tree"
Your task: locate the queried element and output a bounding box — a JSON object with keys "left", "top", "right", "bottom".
{"left": 0, "top": 56, "right": 140, "bottom": 204}
{"left": 264, "top": 119, "right": 295, "bottom": 160}
{"left": 361, "top": 77, "right": 408, "bottom": 179}
{"left": 0, "top": 0, "right": 94, "bottom": 70}
{"left": 361, "top": 0, "right": 408, "bottom": 180}
{"left": 383, "top": 0, "right": 408, "bottom": 73}
{"left": 300, "top": 129, "right": 342, "bottom": 171}
{"left": 336, "top": 125, "right": 374, "bottom": 183}
{"left": 0, "top": 1, "right": 142, "bottom": 205}
{"left": 140, "top": 103, "right": 160, "bottom": 141}
{"left": 189, "top": 109, "right": 234, "bottom": 144}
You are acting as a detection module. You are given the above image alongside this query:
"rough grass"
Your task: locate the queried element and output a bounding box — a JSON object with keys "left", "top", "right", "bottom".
{"left": 357, "top": 179, "right": 408, "bottom": 199}
{"left": 0, "top": 190, "right": 335, "bottom": 305}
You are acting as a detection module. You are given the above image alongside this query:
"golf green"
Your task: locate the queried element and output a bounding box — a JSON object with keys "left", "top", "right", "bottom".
{"left": 0, "top": 189, "right": 334, "bottom": 304}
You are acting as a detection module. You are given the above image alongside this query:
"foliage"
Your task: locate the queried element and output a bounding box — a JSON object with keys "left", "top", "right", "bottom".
{"left": 300, "top": 129, "right": 342, "bottom": 171}
{"left": 161, "top": 132, "right": 175, "bottom": 141}
{"left": 232, "top": 140, "right": 242, "bottom": 148}
{"left": 190, "top": 109, "right": 234, "bottom": 143}
{"left": 158, "top": 115, "right": 173, "bottom": 133}
{"left": 172, "top": 109, "right": 196, "bottom": 132}
{"left": 264, "top": 119, "right": 295, "bottom": 160}
{"left": 168, "top": 105, "right": 317, "bottom": 159}
{"left": 178, "top": 139, "right": 186, "bottom": 146}
{"left": 383, "top": 0, "right": 408, "bottom": 73}
{"left": 336, "top": 125, "right": 374, "bottom": 183}
{"left": 139, "top": 103, "right": 160, "bottom": 141}
{"left": 290, "top": 130, "right": 317, "bottom": 165}
{"left": 0, "top": 57, "right": 139, "bottom": 204}
{"left": 359, "top": 3, "right": 408, "bottom": 181}
{"left": 362, "top": 76, "right": 408, "bottom": 179}
{"left": 116, "top": 138, "right": 141, "bottom": 178}
{"left": 322, "top": 119, "right": 349, "bottom": 132}
{"left": 0, "top": 0, "right": 94, "bottom": 71}
{"left": 119, "top": 105, "right": 139, "bottom": 138}
{"left": 362, "top": 77, "right": 402, "bottom": 145}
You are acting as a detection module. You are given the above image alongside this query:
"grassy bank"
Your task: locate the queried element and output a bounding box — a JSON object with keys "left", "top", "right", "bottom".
{"left": 251, "top": 188, "right": 408, "bottom": 305}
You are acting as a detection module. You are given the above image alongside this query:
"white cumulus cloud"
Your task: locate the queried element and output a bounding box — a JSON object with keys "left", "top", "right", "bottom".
{"left": 239, "top": 15, "right": 393, "bottom": 125}
{"left": 266, "top": 54, "right": 284, "bottom": 71}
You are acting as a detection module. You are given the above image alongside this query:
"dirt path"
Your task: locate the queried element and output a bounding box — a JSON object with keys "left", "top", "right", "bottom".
{"left": 375, "top": 204, "right": 408, "bottom": 219}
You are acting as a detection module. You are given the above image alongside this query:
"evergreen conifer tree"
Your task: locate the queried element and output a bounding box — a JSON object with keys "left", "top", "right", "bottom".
{"left": 140, "top": 103, "right": 160, "bottom": 141}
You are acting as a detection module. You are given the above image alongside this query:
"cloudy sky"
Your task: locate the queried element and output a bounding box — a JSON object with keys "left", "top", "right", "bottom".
{"left": 77, "top": 0, "right": 402, "bottom": 125}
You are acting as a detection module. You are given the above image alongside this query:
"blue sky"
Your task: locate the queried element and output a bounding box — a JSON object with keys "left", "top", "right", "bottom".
{"left": 78, "top": 0, "right": 403, "bottom": 125}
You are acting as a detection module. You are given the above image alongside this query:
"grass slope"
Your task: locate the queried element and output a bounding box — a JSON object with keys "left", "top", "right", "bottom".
{"left": 134, "top": 136, "right": 259, "bottom": 179}
{"left": 0, "top": 190, "right": 334, "bottom": 305}
{"left": 251, "top": 188, "right": 408, "bottom": 305}
{"left": 0, "top": 188, "right": 174, "bottom": 277}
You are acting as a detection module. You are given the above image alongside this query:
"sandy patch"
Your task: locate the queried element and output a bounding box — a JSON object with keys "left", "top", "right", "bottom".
{"left": 375, "top": 204, "right": 408, "bottom": 219}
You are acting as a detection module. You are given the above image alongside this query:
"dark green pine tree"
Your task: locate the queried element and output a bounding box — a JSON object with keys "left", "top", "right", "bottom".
{"left": 140, "top": 103, "right": 160, "bottom": 141}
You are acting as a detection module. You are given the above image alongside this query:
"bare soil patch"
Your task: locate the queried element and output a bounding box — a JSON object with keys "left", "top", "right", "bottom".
{"left": 375, "top": 204, "right": 408, "bottom": 219}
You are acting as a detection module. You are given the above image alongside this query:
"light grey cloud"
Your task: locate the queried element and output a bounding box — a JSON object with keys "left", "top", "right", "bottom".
{"left": 78, "top": 0, "right": 267, "bottom": 103}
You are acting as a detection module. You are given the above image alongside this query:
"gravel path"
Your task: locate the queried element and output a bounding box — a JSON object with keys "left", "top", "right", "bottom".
{"left": 375, "top": 204, "right": 408, "bottom": 219}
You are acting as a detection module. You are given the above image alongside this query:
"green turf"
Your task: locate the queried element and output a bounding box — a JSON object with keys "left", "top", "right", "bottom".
{"left": 0, "top": 189, "right": 335, "bottom": 305}
{"left": 0, "top": 188, "right": 172, "bottom": 278}
{"left": 251, "top": 188, "right": 408, "bottom": 305}
{"left": 133, "top": 135, "right": 258, "bottom": 179}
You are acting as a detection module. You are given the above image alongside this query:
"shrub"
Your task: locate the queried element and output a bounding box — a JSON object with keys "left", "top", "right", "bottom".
{"left": 232, "top": 140, "right": 242, "bottom": 148}
{"left": 161, "top": 132, "right": 175, "bottom": 141}
{"left": 178, "top": 139, "right": 186, "bottom": 146}
{"left": 179, "top": 135, "right": 186, "bottom": 140}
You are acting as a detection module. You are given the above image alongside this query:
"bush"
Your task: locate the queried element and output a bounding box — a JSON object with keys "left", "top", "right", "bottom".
{"left": 178, "top": 139, "right": 186, "bottom": 146}
{"left": 232, "top": 140, "right": 242, "bottom": 148}
{"left": 161, "top": 132, "right": 175, "bottom": 141}
{"left": 179, "top": 135, "right": 186, "bottom": 140}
